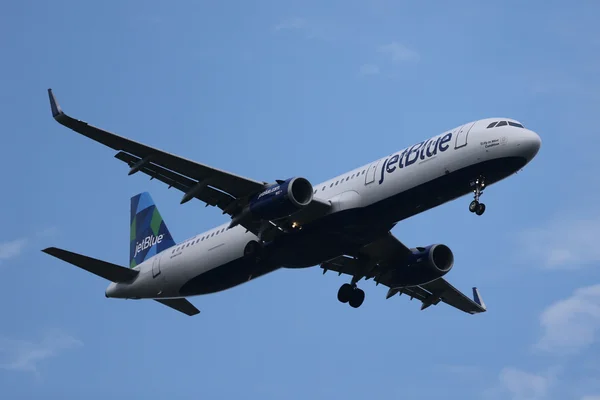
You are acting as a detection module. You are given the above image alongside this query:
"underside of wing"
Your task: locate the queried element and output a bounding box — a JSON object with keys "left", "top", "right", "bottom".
{"left": 48, "top": 89, "right": 332, "bottom": 240}
{"left": 321, "top": 232, "right": 487, "bottom": 315}
{"left": 387, "top": 280, "right": 487, "bottom": 314}
{"left": 48, "top": 89, "right": 266, "bottom": 201}
{"left": 115, "top": 152, "right": 237, "bottom": 211}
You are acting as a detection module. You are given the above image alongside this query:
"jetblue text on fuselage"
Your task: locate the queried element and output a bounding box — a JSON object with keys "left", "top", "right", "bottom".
{"left": 134, "top": 234, "right": 164, "bottom": 257}
{"left": 379, "top": 132, "right": 453, "bottom": 184}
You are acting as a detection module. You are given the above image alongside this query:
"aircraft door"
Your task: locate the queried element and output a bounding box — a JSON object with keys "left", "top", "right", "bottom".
{"left": 454, "top": 121, "right": 476, "bottom": 149}
{"left": 152, "top": 255, "right": 161, "bottom": 278}
{"left": 364, "top": 160, "right": 381, "bottom": 185}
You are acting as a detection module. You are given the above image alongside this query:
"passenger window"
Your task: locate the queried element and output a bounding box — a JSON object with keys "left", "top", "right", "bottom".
{"left": 496, "top": 121, "right": 508, "bottom": 127}
{"left": 211, "top": 232, "right": 215, "bottom": 237}
{"left": 487, "top": 122, "right": 498, "bottom": 128}
{"left": 362, "top": 170, "right": 366, "bottom": 175}
{"left": 346, "top": 177, "right": 349, "bottom": 181}
{"left": 508, "top": 121, "right": 524, "bottom": 128}
{"left": 322, "top": 186, "right": 325, "bottom": 191}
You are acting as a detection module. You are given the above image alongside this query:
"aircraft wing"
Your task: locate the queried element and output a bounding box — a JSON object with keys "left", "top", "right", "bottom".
{"left": 321, "top": 233, "right": 487, "bottom": 315}
{"left": 47, "top": 89, "right": 331, "bottom": 237}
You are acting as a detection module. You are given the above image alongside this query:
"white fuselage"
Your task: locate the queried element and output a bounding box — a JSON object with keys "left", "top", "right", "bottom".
{"left": 106, "top": 117, "right": 541, "bottom": 300}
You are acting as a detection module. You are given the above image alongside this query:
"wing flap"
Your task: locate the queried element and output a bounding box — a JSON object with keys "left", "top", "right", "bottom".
{"left": 419, "top": 279, "right": 487, "bottom": 314}
{"left": 154, "top": 298, "right": 200, "bottom": 316}
{"left": 321, "top": 256, "right": 362, "bottom": 276}
{"left": 48, "top": 89, "right": 265, "bottom": 199}
{"left": 115, "top": 151, "right": 236, "bottom": 211}
{"left": 42, "top": 247, "right": 138, "bottom": 283}
{"left": 322, "top": 231, "right": 486, "bottom": 315}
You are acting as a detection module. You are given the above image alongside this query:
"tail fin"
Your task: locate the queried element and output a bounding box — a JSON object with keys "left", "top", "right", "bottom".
{"left": 130, "top": 192, "right": 175, "bottom": 268}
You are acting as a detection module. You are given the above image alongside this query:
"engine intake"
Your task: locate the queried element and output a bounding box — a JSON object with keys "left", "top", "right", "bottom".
{"left": 248, "top": 177, "right": 313, "bottom": 220}
{"left": 392, "top": 244, "right": 454, "bottom": 286}
{"left": 415, "top": 244, "right": 454, "bottom": 273}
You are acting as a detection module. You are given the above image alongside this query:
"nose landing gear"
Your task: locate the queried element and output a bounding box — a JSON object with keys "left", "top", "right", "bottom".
{"left": 469, "top": 176, "right": 486, "bottom": 216}
{"left": 337, "top": 283, "right": 365, "bottom": 308}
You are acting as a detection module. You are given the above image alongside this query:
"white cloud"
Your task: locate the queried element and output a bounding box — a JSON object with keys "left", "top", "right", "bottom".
{"left": 359, "top": 63, "right": 380, "bottom": 75}
{"left": 0, "top": 228, "right": 59, "bottom": 266}
{"left": 518, "top": 215, "right": 600, "bottom": 269}
{"left": 0, "top": 238, "right": 27, "bottom": 262}
{"left": 536, "top": 284, "right": 600, "bottom": 355}
{"left": 0, "top": 331, "right": 82, "bottom": 375}
{"left": 378, "top": 42, "right": 419, "bottom": 63}
{"left": 497, "top": 367, "right": 553, "bottom": 400}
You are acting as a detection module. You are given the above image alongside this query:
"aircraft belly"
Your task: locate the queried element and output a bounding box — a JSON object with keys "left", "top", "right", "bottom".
{"left": 178, "top": 256, "right": 279, "bottom": 296}
{"left": 276, "top": 155, "right": 528, "bottom": 269}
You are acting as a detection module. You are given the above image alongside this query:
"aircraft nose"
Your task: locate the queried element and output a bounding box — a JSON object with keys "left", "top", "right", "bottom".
{"left": 521, "top": 129, "right": 541, "bottom": 161}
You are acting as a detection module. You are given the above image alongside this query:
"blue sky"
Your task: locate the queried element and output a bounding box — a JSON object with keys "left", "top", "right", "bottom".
{"left": 1, "top": 0, "right": 600, "bottom": 399}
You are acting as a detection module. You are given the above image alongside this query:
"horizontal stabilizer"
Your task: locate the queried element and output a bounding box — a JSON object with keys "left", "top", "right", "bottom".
{"left": 42, "top": 247, "right": 138, "bottom": 283}
{"left": 155, "top": 298, "right": 200, "bottom": 316}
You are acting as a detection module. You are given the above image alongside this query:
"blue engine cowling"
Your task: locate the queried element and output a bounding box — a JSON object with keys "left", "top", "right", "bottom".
{"left": 248, "top": 177, "right": 313, "bottom": 220}
{"left": 392, "top": 244, "right": 454, "bottom": 286}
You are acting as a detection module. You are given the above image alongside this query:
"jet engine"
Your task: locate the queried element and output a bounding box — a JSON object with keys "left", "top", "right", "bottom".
{"left": 248, "top": 177, "right": 313, "bottom": 220}
{"left": 393, "top": 244, "right": 454, "bottom": 286}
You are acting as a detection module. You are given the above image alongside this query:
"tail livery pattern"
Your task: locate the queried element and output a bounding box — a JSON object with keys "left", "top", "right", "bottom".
{"left": 130, "top": 192, "right": 175, "bottom": 268}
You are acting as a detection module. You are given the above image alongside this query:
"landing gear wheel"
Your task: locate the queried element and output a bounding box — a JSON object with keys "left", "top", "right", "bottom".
{"left": 469, "top": 175, "right": 487, "bottom": 215}
{"left": 337, "top": 283, "right": 353, "bottom": 303}
{"left": 475, "top": 203, "right": 486, "bottom": 216}
{"left": 349, "top": 288, "right": 365, "bottom": 308}
{"left": 469, "top": 200, "right": 479, "bottom": 213}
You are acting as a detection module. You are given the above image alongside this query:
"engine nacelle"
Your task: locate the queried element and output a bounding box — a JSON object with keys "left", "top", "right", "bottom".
{"left": 248, "top": 177, "right": 313, "bottom": 220}
{"left": 392, "top": 244, "right": 454, "bottom": 286}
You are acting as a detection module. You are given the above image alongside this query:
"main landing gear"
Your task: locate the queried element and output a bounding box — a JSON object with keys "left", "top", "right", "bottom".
{"left": 337, "top": 283, "right": 365, "bottom": 308}
{"left": 469, "top": 176, "right": 486, "bottom": 216}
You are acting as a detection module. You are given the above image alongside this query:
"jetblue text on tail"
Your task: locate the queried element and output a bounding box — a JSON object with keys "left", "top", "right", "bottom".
{"left": 134, "top": 234, "right": 165, "bottom": 258}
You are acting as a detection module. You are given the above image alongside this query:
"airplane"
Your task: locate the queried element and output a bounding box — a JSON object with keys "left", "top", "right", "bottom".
{"left": 42, "top": 89, "right": 541, "bottom": 316}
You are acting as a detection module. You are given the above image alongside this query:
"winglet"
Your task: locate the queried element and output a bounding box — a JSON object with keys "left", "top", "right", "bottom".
{"left": 472, "top": 287, "right": 487, "bottom": 311}
{"left": 47, "top": 88, "right": 64, "bottom": 118}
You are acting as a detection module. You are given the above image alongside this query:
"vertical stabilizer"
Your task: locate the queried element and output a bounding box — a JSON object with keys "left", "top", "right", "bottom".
{"left": 129, "top": 192, "right": 175, "bottom": 268}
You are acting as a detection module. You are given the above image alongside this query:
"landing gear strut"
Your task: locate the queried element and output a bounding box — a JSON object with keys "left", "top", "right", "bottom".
{"left": 337, "top": 283, "right": 365, "bottom": 308}
{"left": 469, "top": 176, "right": 486, "bottom": 216}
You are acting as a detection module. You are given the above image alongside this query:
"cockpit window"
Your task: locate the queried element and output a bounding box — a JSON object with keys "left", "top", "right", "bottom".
{"left": 496, "top": 121, "right": 508, "bottom": 127}
{"left": 508, "top": 121, "right": 524, "bottom": 128}
{"left": 487, "top": 122, "right": 498, "bottom": 128}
